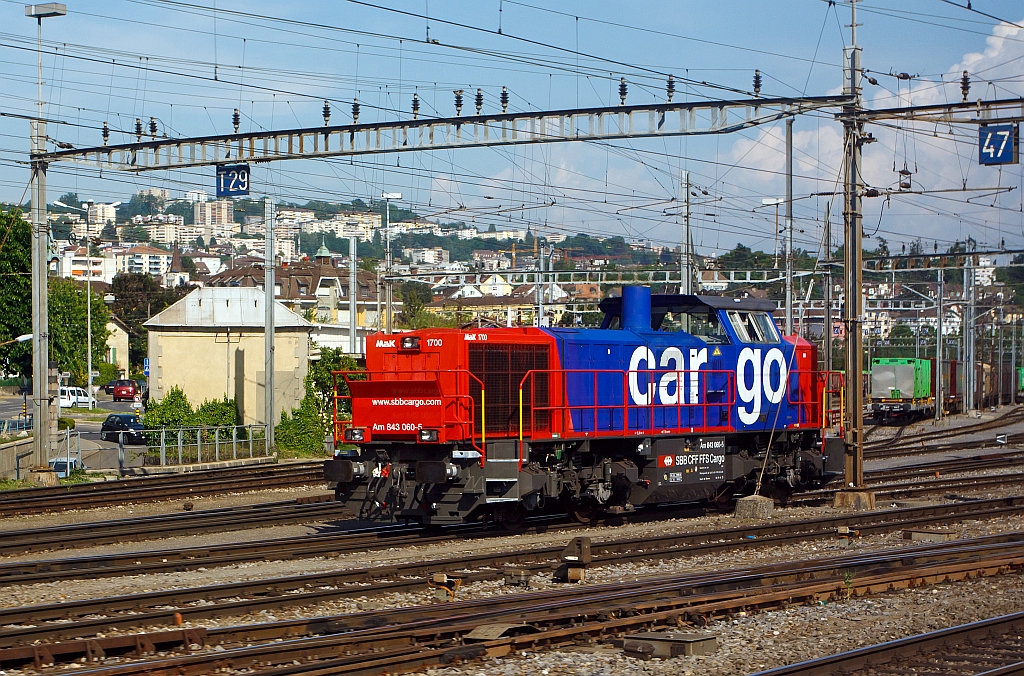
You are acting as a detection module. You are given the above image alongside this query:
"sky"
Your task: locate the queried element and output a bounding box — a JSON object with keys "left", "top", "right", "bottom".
{"left": 0, "top": 0, "right": 1022, "bottom": 261}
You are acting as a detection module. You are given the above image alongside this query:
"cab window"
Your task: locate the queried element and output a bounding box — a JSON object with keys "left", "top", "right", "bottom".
{"left": 727, "top": 311, "right": 780, "bottom": 343}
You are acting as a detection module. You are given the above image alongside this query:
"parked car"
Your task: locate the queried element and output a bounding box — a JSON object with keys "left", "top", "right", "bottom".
{"left": 58, "top": 387, "right": 96, "bottom": 408}
{"left": 100, "top": 413, "right": 146, "bottom": 445}
{"left": 111, "top": 380, "right": 137, "bottom": 402}
{"left": 101, "top": 380, "right": 119, "bottom": 395}
{"left": 48, "top": 456, "right": 85, "bottom": 478}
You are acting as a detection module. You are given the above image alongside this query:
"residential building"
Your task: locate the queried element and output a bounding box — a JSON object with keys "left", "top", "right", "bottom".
{"left": 472, "top": 250, "right": 512, "bottom": 270}
{"left": 105, "top": 316, "right": 130, "bottom": 376}
{"left": 194, "top": 199, "right": 234, "bottom": 227}
{"left": 184, "top": 190, "right": 208, "bottom": 203}
{"left": 206, "top": 253, "right": 382, "bottom": 348}
{"left": 137, "top": 188, "right": 170, "bottom": 201}
{"left": 144, "top": 287, "right": 313, "bottom": 426}
{"left": 85, "top": 203, "right": 117, "bottom": 235}
{"left": 57, "top": 247, "right": 117, "bottom": 284}
{"left": 402, "top": 247, "right": 450, "bottom": 265}
{"left": 277, "top": 208, "right": 316, "bottom": 223}
{"left": 114, "top": 245, "right": 175, "bottom": 277}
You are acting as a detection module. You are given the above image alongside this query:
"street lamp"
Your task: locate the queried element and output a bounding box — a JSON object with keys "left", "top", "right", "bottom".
{"left": 26, "top": 2, "right": 66, "bottom": 468}
{"left": 53, "top": 199, "right": 120, "bottom": 411}
{"left": 381, "top": 192, "right": 402, "bottom": 334}
{"left": 0, "top": 334, "right": 32, "bottom": 348}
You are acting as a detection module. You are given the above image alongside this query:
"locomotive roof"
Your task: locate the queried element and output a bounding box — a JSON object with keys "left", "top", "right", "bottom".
{"left": 598, "top": 293, "right": 777, "bottom": 316}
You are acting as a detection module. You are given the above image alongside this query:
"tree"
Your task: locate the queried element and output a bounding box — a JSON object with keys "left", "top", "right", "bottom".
{"left": 117, "top": 193, "right": 164, "bottom": 221}
{"left": 276, "top": 346, "right": 360, "bottom": 456}
{"left": 109, "top": 273, "right": 192, "bottom": 369}
{"left": 120, "top": 225, "right": 149, "bottom": 242}
{"left": 180, "top": 256, "right": 197, "bottom": 274}
{"left": 194, "top": 236, "right": 205, "bottom": 249}
{"left": 0, "top": 211, "right": 32, "bottom": 377}
{"left": 397, "top": 281, "right": 433, "bottom": 328}
{"left": 48, "top": 277, "right": 112, "bottom": 386}
{"left": 56, "top": 192, "right": 81, "bottom": 209}
{"left": 164, "top": 200, "right": 195, "bottom": 225}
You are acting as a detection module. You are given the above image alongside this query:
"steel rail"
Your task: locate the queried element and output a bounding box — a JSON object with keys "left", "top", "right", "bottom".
{"left": 0, "top": 495, "right": 1020, "bottom": 586}
{"left": 749, "top": 611, "right": 1024, "bottom": 675}
{"left": 0, "top": 462, "right": 325, "bottom": 517}
{"left": 0, "top": 495, "right": 349, "bottom": 555}
{"left": 2, "top": 499, "right": 1023, "bottom": 650}
{"left": 10, "top": 533, "right": 1024, "bottom": 674}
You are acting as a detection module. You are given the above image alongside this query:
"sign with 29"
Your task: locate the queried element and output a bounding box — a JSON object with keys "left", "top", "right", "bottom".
{"left": 216, "top": 164, "right": 251, "bottom": 197}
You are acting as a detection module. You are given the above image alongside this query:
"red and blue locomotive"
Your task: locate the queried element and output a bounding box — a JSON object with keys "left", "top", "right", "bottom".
{"left": 325, "top": 286, "right": 842, "bottom": 526}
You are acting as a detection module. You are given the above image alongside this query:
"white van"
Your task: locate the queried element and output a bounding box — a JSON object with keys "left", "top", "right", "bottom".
{"left": 59, "top": 387, "right": 96, "bottom": 408}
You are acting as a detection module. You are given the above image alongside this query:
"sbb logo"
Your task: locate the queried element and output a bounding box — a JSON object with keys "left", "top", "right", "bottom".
{"left": 658, "top": 455, "right": 674, "bottom": 467}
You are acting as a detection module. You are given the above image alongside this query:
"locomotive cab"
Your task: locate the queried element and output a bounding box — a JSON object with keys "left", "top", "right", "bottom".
{"left": 325, "top": 286, "right": 831, "bottom": 526}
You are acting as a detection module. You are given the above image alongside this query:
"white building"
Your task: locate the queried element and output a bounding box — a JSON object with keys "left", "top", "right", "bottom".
{"left": 194, "top": 199, "right": 234, "bottom": 227}
{"left": 277, "top": 208, "right": 316, "bottom": 223}
{"left": 114, "top": 245, "right": 175, "bottom": 277}
{"left": 402, "top": 247, "right": 450, "bottom": 265}
{"left": 87, "top": 203, "right": 117, "bottom": 229}
{"left": 184, "top": 190, "right": 209, "bottom": 203}
{"left": 58, "top": 247, "right": 117, "bottom": 284}
{"left": 137, "top": 188, "right": 170, "bottom": 201}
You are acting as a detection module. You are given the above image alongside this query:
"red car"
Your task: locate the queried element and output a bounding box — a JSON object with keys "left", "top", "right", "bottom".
{"left": 111, "top": 379, "right": 137, "bottom": 402}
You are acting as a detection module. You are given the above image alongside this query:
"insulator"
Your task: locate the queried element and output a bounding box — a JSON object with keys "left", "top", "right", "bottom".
{"left": 134, "top": 118, "right": 142, "bottom": 141}
{"left": 232, "top": 108, "right": 240, "bottom": 133}
{"left": 352, "top": 99, "right": 360, "bottom": 124}
{"left": 753, "top": 70, "right": 762, "bottom": 97}
{"left": 666, "top": 75, "right": 675, "bottom": 102}
{"left": 618, "top": 77, "right": 627, "bottom": 105}
{"left": 322, "top": 100, "right": 331, "bottom": 126}
{"left": 149, "top": 117, "right": 157, "bottom": 138}
{"left": 475, "top": 88, "right": 483, "bottom": 115}
{"left": 102, "top": 121, "right": 109, "bottom": 146}
{"left": 454, "top": 89, "right": 464, "bottom": 116}
{"left": 961, "top": 70, "right": 970, "bottom": 102}
{"left": 500, "top": 86, "right": 509, "bottom": 113}
{"left": 412, "top": 92, "right": 420, "bottom": 119}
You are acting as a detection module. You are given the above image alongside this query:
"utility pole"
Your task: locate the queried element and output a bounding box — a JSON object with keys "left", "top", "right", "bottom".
{"left": 824, "top": 204, "right": 832, "bottom": 374}
{"left": 681, "top": 171, "right": 692, "bottom": 295}
{"left": 382, "top": 192, "right": 401, "bottom": 334}
{"left": 785, "top": 117, "right": 794, "bottom": 335}
{"left": 842, "top": 0, "right": 866, "bottom": 488}
{"left": 264, "top": 197, "right": 275, "bottom": 450}
{"left": 349, "top": 237, "right": 358, "bottom": 354}
{"left": 935, "top": 268, "right": 943, "bottom": 420}
{"left": 537, "top": 248, "right": 546, "bottom": 326}
{"left": 27, "top": 3, "right": 65, "bottom": 469}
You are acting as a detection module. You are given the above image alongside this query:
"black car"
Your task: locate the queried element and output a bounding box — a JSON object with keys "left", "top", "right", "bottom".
{"left": 101, "top": 380, "right": 118, "bottom": 394}
{"left": 100, "top": 414, "right": 146, "bottom": 445}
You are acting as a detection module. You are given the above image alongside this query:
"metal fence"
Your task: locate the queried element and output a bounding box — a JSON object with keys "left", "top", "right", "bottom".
{"left": 129, "top": 425, "right": 270, "bottom": 469}
{"left": 1, "top": 414, "right": 33, "bottom": 436}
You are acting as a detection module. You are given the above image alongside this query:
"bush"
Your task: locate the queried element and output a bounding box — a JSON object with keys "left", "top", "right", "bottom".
{"left": 143, "top": 386, "right": 195, "bottom": 429}
{"left": 195, "top": 396, "right": 239, "bottom": 427}
{"left": 96, "top": 362, "right": 120, "bottom": 385}
{"left": 275, "top": 396, "right": 329, "bottom": 457}
{"left": 57, "top": 417, "right": 75, "bottom": 430}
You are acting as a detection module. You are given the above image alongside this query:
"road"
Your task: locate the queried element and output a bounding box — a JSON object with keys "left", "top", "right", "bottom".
{"left": 2, "top": 394, "right": 145, "bottom": 471}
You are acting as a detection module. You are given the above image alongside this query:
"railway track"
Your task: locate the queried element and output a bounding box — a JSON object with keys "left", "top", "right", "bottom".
{"left": 865, "top": 406, "right": 1024, "bottom": 458}
{"left": 2, "top": 497, "right": 1022, "bottom": 653}
{"left": 752, "top": 611, "right": 1024, "bottom": 675}
{"left": 0, "top": 494, "right": 350, "bottom": 555}
{"left": 792, "top": 468, "right": 1024, "bottom": 506}
{"left": 5, "top": 527, "right": 1024, "bottom": 674}
{"left": 0, "top": 461, "right": 325, "bottom": 518}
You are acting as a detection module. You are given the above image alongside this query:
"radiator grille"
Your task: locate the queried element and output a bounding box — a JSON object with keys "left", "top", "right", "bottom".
{"left": 469, "top": 343, "right": 550, "bottom": 435}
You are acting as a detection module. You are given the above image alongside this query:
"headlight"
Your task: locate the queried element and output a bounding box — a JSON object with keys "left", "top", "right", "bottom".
{"left": 419, "top": 428, "right": 439, "bottom": 443}
{"left": 400, "top": 336, "right": 421, "bottom": 350}
{"left": 344, "top": 428, "right": 365, "bottom": 441}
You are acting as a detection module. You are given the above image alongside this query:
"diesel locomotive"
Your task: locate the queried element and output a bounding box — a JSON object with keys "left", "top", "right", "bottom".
{"left": 324, "top": 287, "right": 845, "bottom": 526}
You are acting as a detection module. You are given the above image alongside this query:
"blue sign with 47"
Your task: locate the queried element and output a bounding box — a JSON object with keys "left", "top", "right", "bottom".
{"left": 979, "top": 124, "right": 1018, "bottom": 165}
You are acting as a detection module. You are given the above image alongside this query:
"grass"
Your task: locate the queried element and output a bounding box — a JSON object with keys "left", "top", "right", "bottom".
{"left": 0, "top": 432, "right": 32, "bottom": 446}
{"left": 0, "top": 478, "right": 34, "bottom": 491}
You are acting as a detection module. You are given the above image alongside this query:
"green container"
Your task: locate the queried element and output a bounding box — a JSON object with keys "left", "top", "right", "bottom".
{"left": 870, "top": 358, "right": 931, "bottom": 400}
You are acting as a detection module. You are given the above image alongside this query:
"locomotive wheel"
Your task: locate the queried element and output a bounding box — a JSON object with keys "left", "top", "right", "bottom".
{"left": 566, "top": 497, "right": 601, "bottom": 524}
{"left": 492, "top": 503, "right": 527, "bottom": 530}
